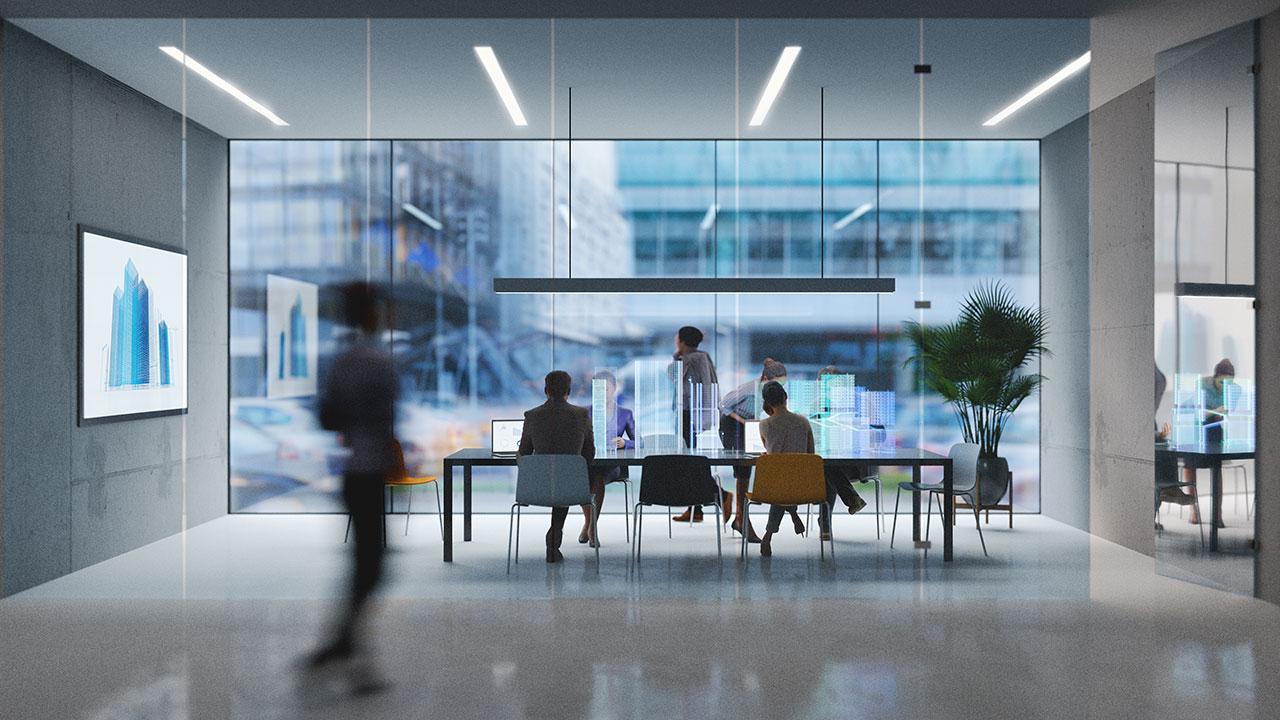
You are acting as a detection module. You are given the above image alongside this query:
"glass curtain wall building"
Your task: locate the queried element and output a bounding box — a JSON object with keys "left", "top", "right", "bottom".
{"left": 229, "top": 138, "right": 1040, "bottom": 513}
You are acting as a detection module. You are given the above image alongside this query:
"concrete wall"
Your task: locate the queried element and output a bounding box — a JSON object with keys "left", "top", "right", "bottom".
{"left": 1087, "top": 80, "right": 1156, "bottom": 557}
{"left": 0, "top": 23, "right": 227, "bottom": 596}
{"left": 1040, "top": 114, "right": 1091, "bottom": 532}
{"left": 1255, "top": 8, "right": 1280, "bottom": 605}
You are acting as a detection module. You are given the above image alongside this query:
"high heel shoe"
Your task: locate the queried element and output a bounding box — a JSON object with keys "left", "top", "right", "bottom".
{"left": 731, "top": 519, "right": 762, "bottom": 543}
{"left": 791, "top": 513, "right": 805, "bottom": 536}
{"left": 578, "top": 528, "right": 590, "bottom": 544}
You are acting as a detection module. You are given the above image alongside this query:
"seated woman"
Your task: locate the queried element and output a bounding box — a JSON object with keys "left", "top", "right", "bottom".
{"left": 579, "top": 370, "right": 635, "bottom": 547}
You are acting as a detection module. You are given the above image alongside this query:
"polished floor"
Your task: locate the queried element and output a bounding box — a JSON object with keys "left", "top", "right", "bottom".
{"left": 2, "top": 512, "right": 1278, "bottom": 719}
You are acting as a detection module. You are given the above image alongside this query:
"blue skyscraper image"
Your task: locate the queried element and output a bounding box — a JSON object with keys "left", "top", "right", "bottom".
{"left": 107, "top": 260, "right": 153, "bottom": 388}
{"left": 287, "top": 294, "right": 307, "bottom": 378}
{"left": 158, "top": 320, "right": 171, "bottom": 386}
{"left": 278, "top": 332, "right": 286, "bottom": 379}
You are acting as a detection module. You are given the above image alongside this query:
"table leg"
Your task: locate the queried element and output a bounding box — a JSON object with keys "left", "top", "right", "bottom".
{"left": 464, "top": 465, "right": 473, "bottom": 542}
{"left": 1210, "top": 462, "right": 1223, "bottom": 552}
{"left": 943, "top": 460, "right": 954, "bottom": 562}
{"left": 911, "top": 465, "right": 922, "bottom": 542}
{"left": 443, "top": 461, "right": 454, "bottom": 562}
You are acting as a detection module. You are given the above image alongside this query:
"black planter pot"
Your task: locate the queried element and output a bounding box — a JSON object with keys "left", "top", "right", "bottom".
{"left": 976, "top": 456, "right": 1010, "bottom": 507}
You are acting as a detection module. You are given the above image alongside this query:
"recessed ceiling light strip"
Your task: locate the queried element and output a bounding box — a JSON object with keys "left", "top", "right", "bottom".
{"left": 474, "top": 46, "right": 528, "bottom": 126}
{"left": 983, "top": 51, "right": 1091, "bottom": 126}
{"left": 159, "top": 46, "right": 287, "bottom": 126}
{"left": 749, "top": 46, "right": 801, "bottom": 126}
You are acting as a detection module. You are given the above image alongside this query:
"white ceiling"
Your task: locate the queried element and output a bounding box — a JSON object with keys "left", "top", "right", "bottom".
{"left": 13, "top": 18, "right": 1090, "bottom": 140}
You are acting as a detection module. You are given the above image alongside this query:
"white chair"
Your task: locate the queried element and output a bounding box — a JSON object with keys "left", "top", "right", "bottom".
{"left": 891, "top": 443, "right": 987, "bottom": 557}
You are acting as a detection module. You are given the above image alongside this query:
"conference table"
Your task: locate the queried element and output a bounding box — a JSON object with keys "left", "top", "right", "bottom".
{"left": 1156, "top": 441, "right": 1255, "bottom": 552}
{"left": 440, "top": 447, "right": 956, "bottom": 563}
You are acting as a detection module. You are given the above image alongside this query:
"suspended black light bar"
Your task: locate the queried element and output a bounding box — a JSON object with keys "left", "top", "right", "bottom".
{"left": 492, "top": 277, "right": 896, "bottom": 294}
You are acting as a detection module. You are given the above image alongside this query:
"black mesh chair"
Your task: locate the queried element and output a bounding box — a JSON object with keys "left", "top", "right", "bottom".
{"left": 632, "top": 455, "right": 723, "bottom": 563}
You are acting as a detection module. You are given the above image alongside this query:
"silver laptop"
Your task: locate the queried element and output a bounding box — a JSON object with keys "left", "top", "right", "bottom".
{"left": 491, "top": 419, "right": 524, "bottom": 456}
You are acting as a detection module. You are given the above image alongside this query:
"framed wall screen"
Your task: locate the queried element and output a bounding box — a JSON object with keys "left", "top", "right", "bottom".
{"left": 79, "top": 226, "right": 189, "bottom": 423}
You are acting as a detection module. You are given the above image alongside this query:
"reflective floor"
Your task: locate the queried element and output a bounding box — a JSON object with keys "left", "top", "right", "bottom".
{"left": 3, "top": 513, "right": 1279, "bottom": 719}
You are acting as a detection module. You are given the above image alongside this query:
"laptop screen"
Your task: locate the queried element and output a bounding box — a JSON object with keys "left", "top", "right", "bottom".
{"left": 491, "top": 419, "right": 524, "bottom": 454}
{"left": 744, "top": 420, "right": 765, "bottom": 454}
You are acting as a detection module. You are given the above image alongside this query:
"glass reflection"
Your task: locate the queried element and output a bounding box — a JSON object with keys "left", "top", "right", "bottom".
{"left": 229, "top": 138, "right": 1040, "bottom": 514}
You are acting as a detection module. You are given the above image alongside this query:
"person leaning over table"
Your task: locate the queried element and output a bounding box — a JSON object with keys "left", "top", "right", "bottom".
{"left": 671, "top": 325, "right": 732, "bottom": 523}
{"left": 719, "top": 357, "right": 799, "bottom": 543}
{"left": 757, "top": 380, "right": 822, "bottom": 557}
{"left": 518, "top": 370, "right": 596, "bottom": 564}
{"left": 577, "top": 369, "right": 635, "bottom": 548}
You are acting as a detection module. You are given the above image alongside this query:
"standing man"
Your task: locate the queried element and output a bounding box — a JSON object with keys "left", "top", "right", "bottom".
{"left": 310, "top": 282, "right": 398, "bottom": 693}
{"left": 518, "top": 370, "right": 596, "bottom": 562}
{"left": 672, "top": 326, "right": 728, "bottom": 522}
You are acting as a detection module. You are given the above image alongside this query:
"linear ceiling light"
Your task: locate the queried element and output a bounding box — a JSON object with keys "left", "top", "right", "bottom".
{"left": 749, "top": 46, "right": 802, "bottom": 127}
{"left": 159, "top": 46, "right": 288, "bottom": 126}
{"left": 983, "top": 51, "right": 1091, "bottom": 127}
{"left": 474, "top": 46, "right": 528, "bottom": 126}
{"left": 402, "top": 203, "right": 443, "bottom": 230}
{"left": 832, "top": 203, "right": 875, "bottom": 231}
{"left": 699, "top": 204, "right": 720, "bottom": 232}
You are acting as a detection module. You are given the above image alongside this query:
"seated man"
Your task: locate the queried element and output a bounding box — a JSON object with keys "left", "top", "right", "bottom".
{"left": 579, "top": 370, "right": 635, "bottom": 547}
{"left": 518, "top": 370, "right": 596, "bottom": 563}
{"left": 758, "top": 381, "right": 822, "bottom": 557}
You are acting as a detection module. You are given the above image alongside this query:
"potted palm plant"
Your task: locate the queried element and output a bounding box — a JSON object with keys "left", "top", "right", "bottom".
{"left": 904, "top": 281, "right": 1047, "bottom": 508}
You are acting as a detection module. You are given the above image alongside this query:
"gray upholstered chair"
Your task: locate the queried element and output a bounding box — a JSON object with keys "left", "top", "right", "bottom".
{"left": 891, "top": 442, "right": 988, "bottom": 557}
{"left": 507, "top": 454, "right": 597, "bottom": 573}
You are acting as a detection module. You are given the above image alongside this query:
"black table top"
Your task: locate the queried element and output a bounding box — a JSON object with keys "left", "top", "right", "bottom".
{"left": 1156, "top": 442, "right": 1255, "bottom": 461}
{"left": 444, "top": 447, "right": 950, "bottom": 465}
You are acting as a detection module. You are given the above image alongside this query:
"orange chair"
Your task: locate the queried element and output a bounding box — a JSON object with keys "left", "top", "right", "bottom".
{"left": 345, "top": 441, "right": 441, "bottom": 543}
{"left": 742, "top": 453, "right": 834, "bottom": 560}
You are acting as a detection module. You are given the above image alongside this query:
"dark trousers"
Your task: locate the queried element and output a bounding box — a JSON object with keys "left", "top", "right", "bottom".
{"left": 547, "top": 506, "right": 570, "bottom": 549}
{"left": 330, "top": 471, "right": 386, "bottom": 653}
{"left": 820, "top": 468, "right": 864, "bottom": 532}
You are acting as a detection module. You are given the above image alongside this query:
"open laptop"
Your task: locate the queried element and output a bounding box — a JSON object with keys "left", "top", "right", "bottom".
{"left": 744, "top": 420, "right": 765, "bottom": 455}
{"left": 491, "top": 419, "right": 524, "bottom": 456}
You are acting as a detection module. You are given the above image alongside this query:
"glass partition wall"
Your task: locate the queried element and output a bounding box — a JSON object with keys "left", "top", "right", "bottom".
{"left": 1154, "top": 22, "right": 1258, "bottom": 594}
{"left": 209, "top": 18, "right": 1061, "bottom": 514}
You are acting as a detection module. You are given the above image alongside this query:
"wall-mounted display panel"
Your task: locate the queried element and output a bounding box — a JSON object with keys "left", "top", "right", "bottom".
{"left": 79, "top": 227, "right": 188, "bottom": 423}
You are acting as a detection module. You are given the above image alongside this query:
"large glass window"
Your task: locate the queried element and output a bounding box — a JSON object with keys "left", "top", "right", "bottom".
{"left": 229, "top": 138, "right": 1040, "bottom": 513}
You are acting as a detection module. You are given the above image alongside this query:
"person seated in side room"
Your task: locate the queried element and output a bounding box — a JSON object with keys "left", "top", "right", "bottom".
{"left": 1182, "top": 358, "right": 1235, "bottom": 527}
{"left": 578, "top": 370, "right": 635, "bottom": 547}
{"left": 518, "top": 370, "right": 596, "bottom": 563}
{"left": 757, "top": 381, "right": 821, "bottom": 557}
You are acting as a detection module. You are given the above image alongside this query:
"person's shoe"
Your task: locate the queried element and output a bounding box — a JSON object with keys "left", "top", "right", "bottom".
{"left": 760, "top": 531, "right": 773, "bottom": 557}
{"left": 791, "top": 513, "right": 806, "bottom": 536}
{"left": 305, "top": 641, "right": 353, "bottom": 670}
{"left": 731, "top": 520, "right": 762, "bottom": 543}
{"left": 1159, "top": 488, "right": 1195, "bottom": 506}
{"left": 820, "top": 530, "right": 832, "bottom": 542}
{"left": 722, "top": 491, "right": 734, "bottom": 524}
{"left": 588, "top": 536, "right": 601, "bottom": 549}
{"left": 578, "top": 528, "right": 590, "bottom": 544}
{"left": 848, "top": 496, "right": 867, "bottom": 514}
{"left": 348, "top": 660, "right": 391, "bottom": 697}
{"left": 546, "top": 547, "right": 564, "bottom": 563}
{"left": 672, "top": 507, "right": 704, "bottom": 523}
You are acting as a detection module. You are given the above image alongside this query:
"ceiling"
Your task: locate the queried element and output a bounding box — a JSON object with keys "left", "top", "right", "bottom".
{"left": 13, "top": 17, "right": 1090, "bottom": 140}
{"left": 0, "top": 1, "right": 1131, "bottom": 19}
